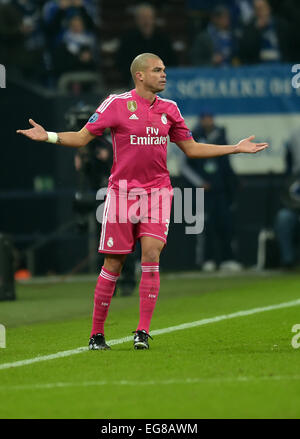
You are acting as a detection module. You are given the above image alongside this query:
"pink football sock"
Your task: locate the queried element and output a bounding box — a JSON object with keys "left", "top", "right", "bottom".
{"left": 137, "top": 262, "right": 160, "bottom": 333}
{"left": 90, "top": 267, "right": 119, "bottom": 337}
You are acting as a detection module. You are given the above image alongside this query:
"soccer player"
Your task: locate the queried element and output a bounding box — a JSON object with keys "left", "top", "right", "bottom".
{"left": 17, "top": 53, "right": 268, "bottom": 350}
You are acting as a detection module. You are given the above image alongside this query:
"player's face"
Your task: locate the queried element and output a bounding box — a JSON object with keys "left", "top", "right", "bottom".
{"left": 142, "top": 58, "right": 167, "bottom": 93}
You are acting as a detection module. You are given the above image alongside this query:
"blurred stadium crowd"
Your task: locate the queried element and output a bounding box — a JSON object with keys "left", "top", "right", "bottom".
{"left": 1, "top": 0, "right": 300, "bottom": 90}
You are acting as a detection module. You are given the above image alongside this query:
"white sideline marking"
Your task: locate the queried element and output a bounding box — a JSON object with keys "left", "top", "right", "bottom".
{"left": 1, "top": 375, "right": 300, "bottom": 392}
{"left": 1, "top": 298, "right": 300, "bottom": 371}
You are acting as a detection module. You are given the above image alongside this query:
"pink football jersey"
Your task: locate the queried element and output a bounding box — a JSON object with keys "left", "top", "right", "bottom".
{"left": 85, "top": 89, "right": 193, "bottom": 192}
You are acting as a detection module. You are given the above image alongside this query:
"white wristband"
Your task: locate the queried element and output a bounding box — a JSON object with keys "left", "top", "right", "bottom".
{"left": 46, "top": 132, "right": 58, "bottom": 144}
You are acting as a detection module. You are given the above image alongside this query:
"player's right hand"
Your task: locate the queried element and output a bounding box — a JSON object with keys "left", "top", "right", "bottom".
{"left": 16, "top": 119, "right": 48, "bottom": 142}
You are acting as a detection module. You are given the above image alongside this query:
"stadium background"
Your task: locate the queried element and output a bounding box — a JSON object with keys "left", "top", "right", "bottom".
{"left": 1, "top": 0, "right": 300, "bottom": 420}
{"left": 1, "top": 0, "right": 300, "bottom": 275}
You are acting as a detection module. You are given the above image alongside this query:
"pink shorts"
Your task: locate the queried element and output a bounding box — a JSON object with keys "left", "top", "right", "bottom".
{"left": 98, "top": 186, "right": 173, "bottom": 254}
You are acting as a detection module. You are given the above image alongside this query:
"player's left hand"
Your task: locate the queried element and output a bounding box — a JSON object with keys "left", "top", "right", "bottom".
{"left": 235, "top": 135, "right": 269, "bottom": 154}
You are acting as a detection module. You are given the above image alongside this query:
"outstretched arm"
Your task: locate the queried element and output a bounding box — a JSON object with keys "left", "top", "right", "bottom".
{"left": 16, "top": 119, "right": 96, "bottom": 148}
{"left": 176, "top": 135, "right": 268, "bottom": 158}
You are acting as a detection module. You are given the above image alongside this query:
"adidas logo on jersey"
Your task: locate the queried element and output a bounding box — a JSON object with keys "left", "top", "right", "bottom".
{"left": 129, "top": 114, "right": 139, "bottom": 120}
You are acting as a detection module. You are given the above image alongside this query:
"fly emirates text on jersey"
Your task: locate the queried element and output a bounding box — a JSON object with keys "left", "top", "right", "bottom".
{"left": 130, "top": 127, "right": 168, "bottom": 145}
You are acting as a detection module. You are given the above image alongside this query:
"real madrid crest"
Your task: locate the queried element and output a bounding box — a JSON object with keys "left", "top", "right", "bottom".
{"left": 161, "top": 113, "right": 167, "bottom": 124}
{"left": 107, "top": 237, "right": 114, "bottom": 248}
{"left": 127, "top": 100, "right": 137, "bottom": 112}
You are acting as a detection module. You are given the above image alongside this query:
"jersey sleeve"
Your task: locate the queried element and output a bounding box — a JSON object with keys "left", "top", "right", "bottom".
{"left": 85, "top": 95, "right": 118, "bottom": 136}
{"left": 168, "top": 104, "right": 193, "bottom": 143}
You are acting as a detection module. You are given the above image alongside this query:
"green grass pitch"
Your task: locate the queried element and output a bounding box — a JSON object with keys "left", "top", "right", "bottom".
{"left": 0, "top": 272, "right": 300, "bottom": 419}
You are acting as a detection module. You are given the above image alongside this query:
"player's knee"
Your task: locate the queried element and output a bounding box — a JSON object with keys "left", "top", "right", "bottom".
{"left": 142, "top": 248, "right": 160, "bottom": 263}
{"left": 103, "top": 255, "right": 126, "bottom": 274}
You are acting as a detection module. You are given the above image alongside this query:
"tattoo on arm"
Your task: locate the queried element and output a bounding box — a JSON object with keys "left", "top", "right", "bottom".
{"left": 57, "top": 135, "right": 62, "bottom": 144}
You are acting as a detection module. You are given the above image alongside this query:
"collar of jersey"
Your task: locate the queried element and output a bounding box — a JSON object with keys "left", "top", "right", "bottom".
{"left": 131, "top": 89, "right": 158, "bottom": 108}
